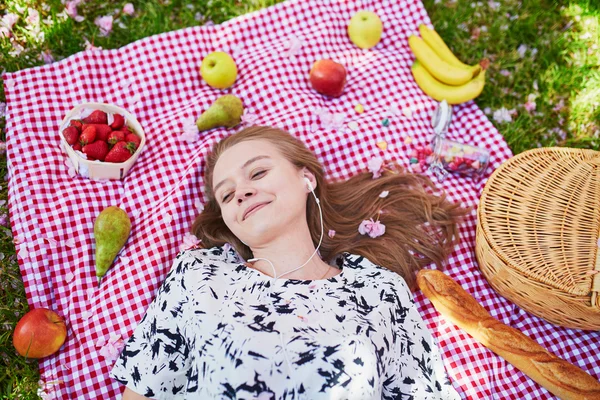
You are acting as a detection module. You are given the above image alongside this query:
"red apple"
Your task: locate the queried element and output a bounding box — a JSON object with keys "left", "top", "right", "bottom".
{"left": 13, "top": 308, "right": 67, "bottom": 359}
{"left": 309, "top": 59, "right": 347, "bottom": 98}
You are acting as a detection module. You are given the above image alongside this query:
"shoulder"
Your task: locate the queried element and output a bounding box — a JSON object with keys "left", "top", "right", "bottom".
{"left": 177, "top": 245, "right": 242, "bottom": 267}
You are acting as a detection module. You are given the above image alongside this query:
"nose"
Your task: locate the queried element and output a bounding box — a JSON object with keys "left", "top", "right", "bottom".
{"left": 236, "top": 187, "right": 256, "bottom": 204}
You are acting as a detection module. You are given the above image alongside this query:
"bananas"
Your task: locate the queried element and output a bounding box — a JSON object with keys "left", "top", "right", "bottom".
{"left": 418, "top": 24, "right": 472, "bottom": 69}
{"left": 409, "top": 24, "right": 486, "bottom": 104}
{"left": 412, "top": 61, "right": 486, "bottom": 104}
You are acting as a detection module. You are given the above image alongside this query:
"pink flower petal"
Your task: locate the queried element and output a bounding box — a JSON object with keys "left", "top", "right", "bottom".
{"left": 367, "top": 156, "right": 384, "bottom": 179}
{"left": 123, "top": 3, "right": 135, "bottom": 16}
{"left": 180, "top": 233, "right": 201, "bottom": 251}
{"left": 379, "top": 190, "right": 389, "bottom": 198}
{"left": 96, "top": 337, "right": 107, "bottom": 347}
{"left": 65, "top": 272, "right": 75, "bottom": 283}
{"left": 194, "top": 198, "right": 204, "bottom": 213}
{"left": 328, "top": 229, "right": 336, "bottom": 238}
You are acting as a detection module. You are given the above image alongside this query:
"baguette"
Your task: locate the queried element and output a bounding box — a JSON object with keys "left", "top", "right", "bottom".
{"left": 416, "top": 269, "right": 600, "bottom": 400}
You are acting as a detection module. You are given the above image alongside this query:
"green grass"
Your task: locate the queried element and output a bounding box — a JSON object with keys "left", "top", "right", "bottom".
{"left": 0, "top": 0, "right": 599, "bottom": 398}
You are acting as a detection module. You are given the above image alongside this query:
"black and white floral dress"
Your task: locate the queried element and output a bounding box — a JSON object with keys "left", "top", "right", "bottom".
{"left": 110, "top": 246, "right": 461, "bottom": 400}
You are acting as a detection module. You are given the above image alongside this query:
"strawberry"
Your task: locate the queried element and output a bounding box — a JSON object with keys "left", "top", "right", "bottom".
{"left": 63, "top": 126, "right": 80, "bottom": 145}
{"left": 125, "top": 133, "right": 141, "bottom": 149}
{"left": 69, "top": 119, "right": 83, "bottom": 132}
{"left": 82, "top": 110, "right": 108, "bottom": 125}
{"left": 108, "top": 130, "right": 125, "bottom": 145}
{"left": 110, "top": 114, "right": 125, "bottom": 130}
{"left": 82, "top": 124, "right": 112, "bottom": 142}
{"left": 73, "top": 143, "right": 82, "bottom": 151}
{"left": 79, "top": 125, "right": 97, "bottom": 145}
{"left": 82, "top": 140, "right": 109, "bottom": 161}
{"left": 105, "top": 141, "right": 136, "bottom": 163}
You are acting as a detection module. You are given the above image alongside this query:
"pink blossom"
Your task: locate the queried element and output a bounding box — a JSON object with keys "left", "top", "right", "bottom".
{"left": 553, "top": 99, "right": 565, "bottom": 112}
{"left": 379, "top": 190, "right": 389, "bottom": 198}
{"left": 94, "top": 15, "right": 113, "bottom": 36}
{"left": 26, "top": 8, "right": 40, "bottom": 26}
{"left": 284, "top": 35, "right": 303, "bottom": 58}
{"left": 328, "top": 229, "right": 336, "bottom": 238}
{"left": 358, "top": 218, "right": 386, "bottom": 238}
{"left": 314, "top": 108, "right": 345, "bottom": 131}
{"left": 1, "top": 13, "right": 19, "bottom": 30}
{"left": 0, "top": 213, "right": 8, "bottom": 227}
{"left": 98, "top": 334, "right": 124, "bottom": 362}
{"left": 84, "top": 39, "right": 102, "bottom": 51}
{"left": 367, "top": 156, "right": 384, "bottom": 178}
{"left": 65, "top": 1, "right": 85, "bottom": 22}
{"left": 123, "top": 3, "right": 135, "bottom": 16}
{"left": 0, "top": 27, "right": 10, "bottom": 39}
{"left": 241, "top": 109, "right": 259, "bottom": 125}
{"left": 180, "top": 116, "right": 199, "bottom": 143}
{"left": 180, "top": 232, "right": 201, "bottom": 251}
{"left": 524, "top": 93, "right": 537, "bottom": 112}
{"left": 64, "top": 158, "right": 77, "bottom": 178}
{"left": 41, "top": 50, "right": 55, "bottom": 64}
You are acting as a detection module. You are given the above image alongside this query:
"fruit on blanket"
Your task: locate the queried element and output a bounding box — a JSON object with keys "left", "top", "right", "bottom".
{"left": 63, "top": 126, "right": 80, "bottom": 146}
{"left": 82, "top": 109, "right": 108, "bottom": 125}
{"left": 200, "top": 51, "right": 238, "bottom": 89}
{"left": 347, "top": 10, "right": 383, "bottom": 49}
{"left": 94, "top": 206, "right": 131, "bottom": 287}
{"left": 408, "top": 35, "right": 480, "bottom": 86}
{"left": 110, "top": 114, "right": 125, "bottom": 130}
{"left": 79, "top": 125, "right": 97, "bottom": 146}
{"left": 418, "top": 24, "right": 478, "bottom": 70}
{"left": 411, "top": 60, "right": 486, "bottom": 104}
{"left": 309, "top": 59, "right": 347, "bottom": 98}
{"left": 83, "top": 140, "right": 109, "bottom": 161}
{"left": 105, "top": 141, "right": 136, "bottom": 163}
{"left": 13, "top": 308, "right": 67, "bottom": 359}
{"left": 196, "top": 94, "right": 244, "bottom": 132}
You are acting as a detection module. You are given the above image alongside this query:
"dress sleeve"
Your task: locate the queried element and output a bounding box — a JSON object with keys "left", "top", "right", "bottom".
{"left": 382, "top": 276, "right": 462, "bottom": 400}
{"left": 110, "top": 251, "right": 192, "bottom": 399}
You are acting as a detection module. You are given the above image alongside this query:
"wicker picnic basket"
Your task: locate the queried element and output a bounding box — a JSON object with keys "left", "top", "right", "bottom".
{"left": 476, "top": 147, "right": 600, "bottom": 330}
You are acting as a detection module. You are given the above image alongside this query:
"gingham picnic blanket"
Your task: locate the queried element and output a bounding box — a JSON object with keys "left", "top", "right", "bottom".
{"left": 3, "top": 0, "right": 598, "bottom": 398}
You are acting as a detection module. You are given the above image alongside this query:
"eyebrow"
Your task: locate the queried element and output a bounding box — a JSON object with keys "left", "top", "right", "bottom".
{"left": 213, "top": 155, "right": 272, "bottom": 195}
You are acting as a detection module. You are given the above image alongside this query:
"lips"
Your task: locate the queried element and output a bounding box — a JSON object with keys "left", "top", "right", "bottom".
{"left": 243, "top": 201, "right": 271, "bottom": 221}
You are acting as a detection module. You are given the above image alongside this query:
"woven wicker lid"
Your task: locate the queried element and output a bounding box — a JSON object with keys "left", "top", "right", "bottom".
{"left": 479, "top": 147, "right": 600, "bottom": 300}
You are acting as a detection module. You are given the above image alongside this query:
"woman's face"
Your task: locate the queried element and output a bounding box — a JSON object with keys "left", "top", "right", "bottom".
{"left": 211, "top": 139, "right": 311, "bottom": 247}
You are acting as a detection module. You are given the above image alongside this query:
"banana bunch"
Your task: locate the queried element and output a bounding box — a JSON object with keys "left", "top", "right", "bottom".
{"left": 409, "top": 24, "right": 486, "bottom": 104}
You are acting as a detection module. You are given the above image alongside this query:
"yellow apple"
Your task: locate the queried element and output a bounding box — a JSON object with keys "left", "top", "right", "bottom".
{"left": 347, "top": 11, "right": 383, "bottom": 49}
{"left": 200, "top": 51, "right": 238, "bottom": 89}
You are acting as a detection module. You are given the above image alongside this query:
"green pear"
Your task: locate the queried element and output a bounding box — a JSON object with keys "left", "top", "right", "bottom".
{"left": 196, "top": 94, "right": 244, "bottom": 132}
{"left": 94, "top": 206, "right": 131, "bottom": 288}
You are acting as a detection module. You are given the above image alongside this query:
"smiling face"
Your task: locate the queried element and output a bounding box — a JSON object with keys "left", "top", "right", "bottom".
{"left": 211, "top": 139, "right": 311, "bottom": 247}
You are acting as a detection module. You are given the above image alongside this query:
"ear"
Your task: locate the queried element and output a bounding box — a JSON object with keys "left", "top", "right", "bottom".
{"left": 301, "top": 168, "right": 317, "bottom": 192}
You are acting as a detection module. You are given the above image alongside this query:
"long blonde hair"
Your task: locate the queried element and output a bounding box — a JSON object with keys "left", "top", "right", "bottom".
{"left": 192, "top": 126, "right": 469, "bottom": 291}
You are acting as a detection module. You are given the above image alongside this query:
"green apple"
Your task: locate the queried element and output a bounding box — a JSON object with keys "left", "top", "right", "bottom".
{"left": 200, "top": 51, "right": 238, "bottom": 89}
{"left": 347, "top": 11, "right": 383, "bottom": 49}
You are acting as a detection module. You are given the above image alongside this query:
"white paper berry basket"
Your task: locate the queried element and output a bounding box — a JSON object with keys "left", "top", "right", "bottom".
{"left": 59, "top": 102, "right": 146, "bottom": 180}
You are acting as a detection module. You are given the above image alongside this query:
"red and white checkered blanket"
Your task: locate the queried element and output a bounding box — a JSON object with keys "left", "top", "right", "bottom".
{"left": 3, "top": 0, "right": 598, "bottom": 398}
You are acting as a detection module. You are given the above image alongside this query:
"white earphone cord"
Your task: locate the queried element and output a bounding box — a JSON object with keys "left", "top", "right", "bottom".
{"left": 246, "top": 180, "right": 324, "bottom": 399}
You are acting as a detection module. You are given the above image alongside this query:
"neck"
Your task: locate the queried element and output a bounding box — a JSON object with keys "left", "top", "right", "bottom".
{"left": 247, "top": 222, "right": 332, "bottom": 280}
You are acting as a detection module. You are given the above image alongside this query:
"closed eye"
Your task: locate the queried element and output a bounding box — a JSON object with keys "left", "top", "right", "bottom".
{"left": 221, "top": 170, "right": 267, "bottom": 203}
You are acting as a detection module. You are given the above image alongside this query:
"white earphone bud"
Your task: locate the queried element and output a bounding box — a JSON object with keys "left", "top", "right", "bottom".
{"left": 304, "top": 177, "right": 314, "bottom": 192}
